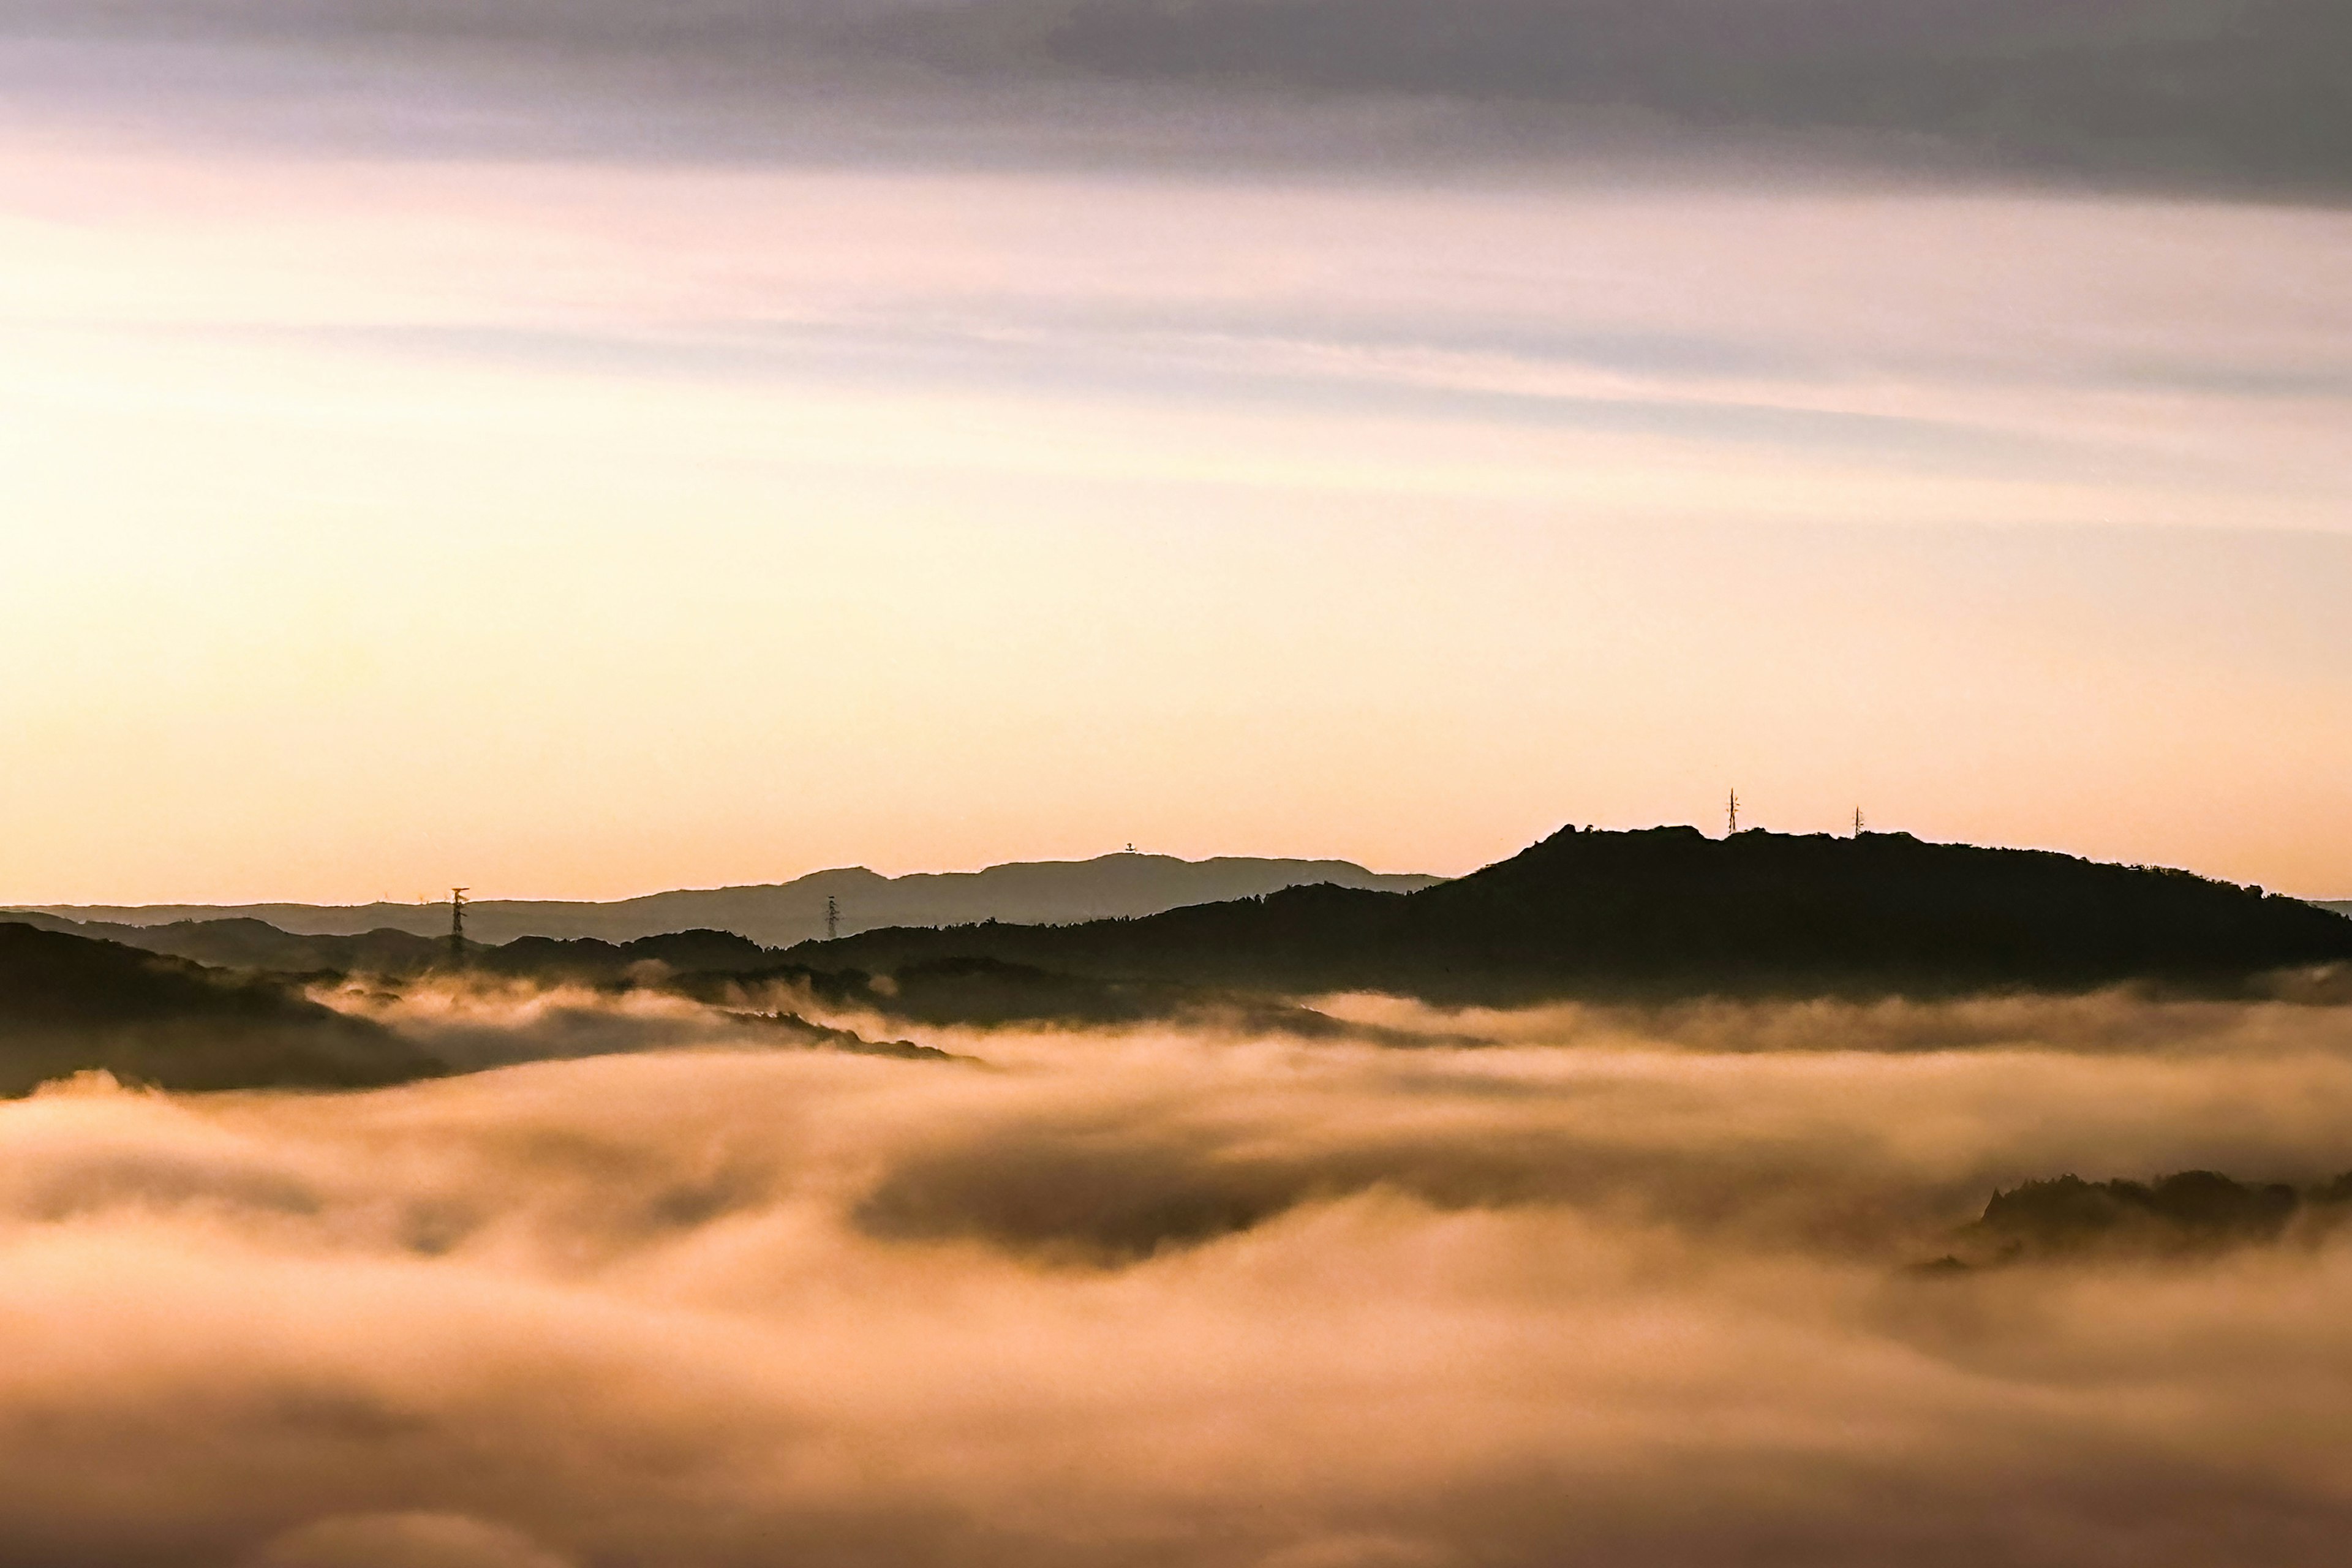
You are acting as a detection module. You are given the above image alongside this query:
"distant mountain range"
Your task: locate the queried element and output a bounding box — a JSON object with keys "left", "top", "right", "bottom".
{"left": 6, "top": 827, "right": 2348, "bottom": 1096}
{"left": 12, "top": 834, "right": 2345, "bottom": 1004}
{"left": 21, "top": 854, "right": 1441, "bottom": 948}
{"left": 2329, "top": 902, "right": 2352, "bottom": 919}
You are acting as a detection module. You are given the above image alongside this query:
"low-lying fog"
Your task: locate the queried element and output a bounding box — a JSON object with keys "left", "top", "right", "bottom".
{"left": 6, "top": 985, "right": 2352, "bottom": 1566}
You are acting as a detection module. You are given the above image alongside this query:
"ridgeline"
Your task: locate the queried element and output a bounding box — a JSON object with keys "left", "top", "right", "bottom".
{"left": 783, "top": 827, "right": 2352, "bottom": 1002}
{"left": 23, "top": 853, "right": 1441, "bottom": 948}
{"left": 6, "top": 827, "right": 2348, "bottom": 1095}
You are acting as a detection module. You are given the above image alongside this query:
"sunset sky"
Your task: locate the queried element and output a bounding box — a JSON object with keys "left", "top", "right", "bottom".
{"left": 4, "top": 1, "right": 2348, "bottom": 903}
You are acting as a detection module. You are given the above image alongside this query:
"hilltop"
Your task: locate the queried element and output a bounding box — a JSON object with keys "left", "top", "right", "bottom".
{"left": 785, "top": 827, "right": 2352, "bottom": 1003}
{"left": 0, "top": 922, "right": 441, "bottom": 1096}
{"left": 24, "top": 853, "right": 1441, "bottom": 948}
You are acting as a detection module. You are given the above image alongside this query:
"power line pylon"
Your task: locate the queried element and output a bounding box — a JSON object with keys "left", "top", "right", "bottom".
{"left": 1853, "top": 807, "right": 1866, "bottom": 837}
{"left": 824, "top": 895, "right": 841, "bottom": 941}
{"left": 1726, "top": 788, "right": 1740, "bottom": 835}
{"left": 449, "top": 888, "right": 469, "bottom": 963}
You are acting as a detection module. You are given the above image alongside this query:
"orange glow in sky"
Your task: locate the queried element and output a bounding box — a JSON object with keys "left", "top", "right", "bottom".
{"left": 4, "top": 128, "right": 2349, "bottom": 902}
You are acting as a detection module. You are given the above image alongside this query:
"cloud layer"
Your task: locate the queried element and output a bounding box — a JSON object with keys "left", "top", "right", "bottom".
{"left": 5, "top": 992, "right": 2352, "bottom": 1565}
{"left": 4, "top": 0, "right": 2347, "bottom": 189}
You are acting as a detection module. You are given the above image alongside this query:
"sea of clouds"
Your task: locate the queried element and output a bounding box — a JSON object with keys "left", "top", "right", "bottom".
{"left": 4, "top": 987, "right": 2352, "bottom": 1566}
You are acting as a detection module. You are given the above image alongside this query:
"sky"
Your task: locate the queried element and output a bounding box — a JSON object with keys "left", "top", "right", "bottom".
{"left": 2, "top": 1, "right": 2349, "bottom": 903}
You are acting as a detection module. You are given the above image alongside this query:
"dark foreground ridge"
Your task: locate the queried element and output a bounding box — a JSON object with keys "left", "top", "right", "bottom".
{"left": 787, "top": 826, "right": 2352, "bottom": 1003}
{"left": 0, "top": 923, "right": 441, "bottom": 1096}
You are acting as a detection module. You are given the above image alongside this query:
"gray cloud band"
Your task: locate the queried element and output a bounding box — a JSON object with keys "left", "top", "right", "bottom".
{"left": 4, "top": 0, "right": 2347, "bottom": 194}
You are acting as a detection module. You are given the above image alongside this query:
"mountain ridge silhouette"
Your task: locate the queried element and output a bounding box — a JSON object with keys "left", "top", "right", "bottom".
{"left": 23, "top": 853, "right": 1440, "bottom": 948}
{"left": 11, "top": 828, "right": 2345, "bottom": 1009}
{"left": 783, "top": 826, "right": 2352, "bottom": 1002}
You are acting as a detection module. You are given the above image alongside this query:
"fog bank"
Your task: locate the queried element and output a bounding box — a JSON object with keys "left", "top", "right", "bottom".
{"left": 3, "top": 994, "right": 2352, "bottom": 1564}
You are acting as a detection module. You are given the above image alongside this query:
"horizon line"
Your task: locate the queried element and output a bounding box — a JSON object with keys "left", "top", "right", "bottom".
{"left": 12, "top": 826, "right": 2349, "bottom": 913}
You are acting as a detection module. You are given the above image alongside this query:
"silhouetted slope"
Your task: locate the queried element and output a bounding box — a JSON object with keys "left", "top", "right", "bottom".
{"left": 2328, "top": 901, "right": 2352, "bottom": 920}
{"left": 0, "top": 923, "right": 441, "bottom": 1095}
{"left": 791, "top": 827, "right": 2352, "bottom": 1001}
{"left": 1924, "top": 1169, "right": 2352, "bottom": 1270}
{"left": 0, "top": 913, "right": 447, "bottom": 974}
{"left": 27, "top": 853, "right": 1442, "bottom": 946}
{"left": 1, "top": 914, "right": 777, "bottom": 983}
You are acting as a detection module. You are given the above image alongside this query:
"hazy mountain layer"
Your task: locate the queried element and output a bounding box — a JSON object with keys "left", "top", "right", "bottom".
{"left": 26, "top": 854, "right": 1440, "bottom": 948}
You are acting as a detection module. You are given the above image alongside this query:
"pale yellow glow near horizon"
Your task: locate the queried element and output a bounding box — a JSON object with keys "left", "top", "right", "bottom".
{"left": 4, "top": 126, "right": 2350, "bottom": 903}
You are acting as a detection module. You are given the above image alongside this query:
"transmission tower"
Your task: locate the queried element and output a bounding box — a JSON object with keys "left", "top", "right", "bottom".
{"left": 824, "top": 895, "right": 841, "bottom": 941}
{"left": 1853, "top": 807, "right": 1866, "bottom": 837}
{"left": 1726, "top": 788, "right": 1740, "bottom": 835}
{"left": 449, "top": 888, "right": 469, "bottom": 963}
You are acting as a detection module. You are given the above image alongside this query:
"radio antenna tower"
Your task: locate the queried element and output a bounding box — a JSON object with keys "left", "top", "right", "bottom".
{"left": 824, "top": 895, "right": 841, "bottom": 941}
{"left": 1726, "top": 788, "right": 1740, "bottom": 836}
{"left": 1853, "top": 807, "right": 1866, "bottom": 837}
{"left": 448, "top": 888, "right": 469, "bottom": 963}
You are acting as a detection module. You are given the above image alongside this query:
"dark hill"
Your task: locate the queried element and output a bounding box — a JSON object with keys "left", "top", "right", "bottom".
{"left": 1924, "top": 1169, "right": 2352, "bottom": 1270}
{"left": 786, "top": 827, "right": 2352, "bottom": 1002}
{"left": 467, "top": 929, "right": 771, "bottom": 980}
{"left": 0, "top": 922, "right": 442, "bottom": 1095}
{"left": 0, "top": 913, "right": 447, "bottom": 975}
{"left": 0, "top": 915, "right": 771, "bottom": 984}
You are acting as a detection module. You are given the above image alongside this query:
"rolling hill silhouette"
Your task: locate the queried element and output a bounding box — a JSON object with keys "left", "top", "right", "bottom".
{"left": 0, "top": 922, "right": 442, "bottom": 1096}
{"left": 0, "top": 913, "right": 782, "bottom": 982}
{"left": 785, "top": 826, "right": 2352, "bottom": 1002}
{"left": 25, "top": 853, "right": 1441, "bottom": 947}
{"left": 0, "top": 914, "right": 448, "bottom": 976}
{"left": 12, "top": 830, "right": 2343, "bottom": 1017}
